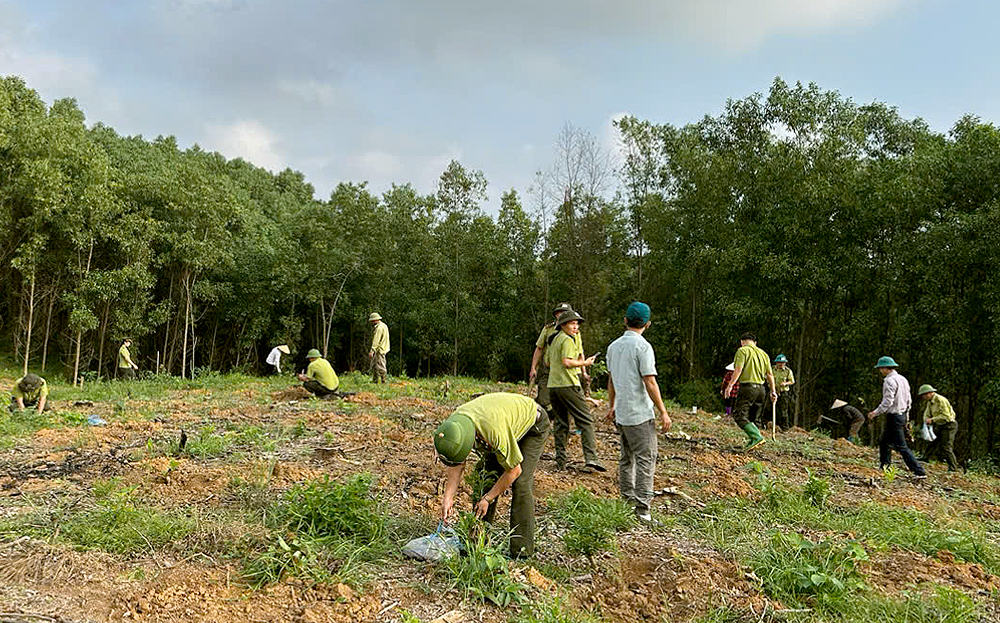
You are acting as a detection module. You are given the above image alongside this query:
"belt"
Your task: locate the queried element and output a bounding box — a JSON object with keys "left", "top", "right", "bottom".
{"left": 742, "top": 382, "right": 763, "bottom": 386}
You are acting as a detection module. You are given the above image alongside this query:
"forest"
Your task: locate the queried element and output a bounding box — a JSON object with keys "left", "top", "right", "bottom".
{"left": 2, "top": 75, "right": 1000, "bottom": 463}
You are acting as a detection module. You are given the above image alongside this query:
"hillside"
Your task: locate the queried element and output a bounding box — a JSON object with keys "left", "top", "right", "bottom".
{"left": 1, "top": 369, "right": 998, "bottom": 623}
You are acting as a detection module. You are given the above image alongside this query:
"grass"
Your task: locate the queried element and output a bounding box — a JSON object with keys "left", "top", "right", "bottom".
{"left": 441, "top": 514, "right": 527, "bottom": 607}
{"left": 550, "top": 488, "right": 635, "bottom": 561}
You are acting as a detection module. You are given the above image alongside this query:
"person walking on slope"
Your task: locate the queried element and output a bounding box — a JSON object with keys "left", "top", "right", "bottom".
{"left": 118, "top": 338, "right": 139, "bottom": 380}
{"left": 529, "top": 302, "right": 574, "bottom": 414}
{"left": 867, "top": 357, "right": 926, "bottom": 478}
{"left": 297, "top": 349, "right": 340, "bottom": 398}
{"left": 547, "top": 310, "right": 602, "bottom": 471}
{"left": 265, "top": 344, "right": 290, "bottom": 375}
{"left": 369, "top": 312, "right": 390, "bottom": 384}
{"left": 771, "top": 354, "right": 795, "bottom": 428}
{"left": 826, "top": 399, "right": 866, "bottom": 444}
{"left": 720, "top": 363, "right": 739, "bottom": 419}
{"left": 606, "top": 302, "right": 672, "bottom": 523}
{"left": 917, "top": 384, "right": 959, "bottom": 472}
{"left": 722, "top": 333, "right": 776, "bottom": 449}
{"left": 434, "top": 392, "right": 549, "bottom": 559}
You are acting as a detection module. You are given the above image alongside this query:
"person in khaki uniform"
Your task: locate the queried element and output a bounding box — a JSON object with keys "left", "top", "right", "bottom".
{"left": 368, "top": 312, "right": 390, "bottom": 384}
{"left": 529, "top": 303, "right": 573, "bottom": 412}
{"left": 917, "top": 385, "right": 959, "bottom": 471}
{"left": 118, "top": 338, "right": 139, "bottom": 380}
{"left": 771, "top": 354, "right": 795, "bottom": 429}
{"left": 547, "top": 310, "right": 601, "bottom": 471}
{"left": 297, "top": 349, "right": 340, "bottom": 398}
{"left": 435, "top": 392, "right": 550, "bottom": 559}
{"left": 722, "top": 332, "right": 777, "bottom": 449}
{"left": 10, "top": 374, "right": 50, "bottom": 414}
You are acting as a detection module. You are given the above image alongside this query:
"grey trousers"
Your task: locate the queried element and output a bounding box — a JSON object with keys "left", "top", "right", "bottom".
{"left": 371, "top": 352, "right": 387, "bottom": 383}
{"left": 617, "top": 419, "right": 658, "bottom": 514}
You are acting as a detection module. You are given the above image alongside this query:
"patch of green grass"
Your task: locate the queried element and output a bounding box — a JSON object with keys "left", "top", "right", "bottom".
{"left": 280, "top": 474, "right": 385, "bottom": 542}
{"left": 550, "top": 488, "right": 634, "bottom": 561}
{"left": 442, "top": 514, "right": 527, "bottom": 607}
{"left": 511, "top": 596, "right": 605, "bottom": 622}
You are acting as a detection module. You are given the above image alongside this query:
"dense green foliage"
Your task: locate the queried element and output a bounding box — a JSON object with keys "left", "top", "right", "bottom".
{"left": 4, "top": 74, "right": 1000, "bottom": 461}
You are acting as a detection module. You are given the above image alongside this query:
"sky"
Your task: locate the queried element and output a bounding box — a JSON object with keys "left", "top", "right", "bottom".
{"left": 2, "top": 0, "right": 999, "bottom": 208}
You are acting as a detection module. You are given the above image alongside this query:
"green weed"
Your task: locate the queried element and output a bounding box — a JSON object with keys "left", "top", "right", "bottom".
{"left": 551, "top": 488, "right": 634, "bottom": 561}
{"left": 442, "top": 514, "right": 526, "bottom": 607}
{"left": 511, "top": 595, "right": 604, "bottom": 622}
{"left": 280, "top": 474, "right": 385, "bottom": 542}
{"left": 243, "top": 533, "right": 333, "bottom": 588}
{"left": 802, "top": 468, "right": 831, "bottom": 508}
{"left": 753, "top": 531, "right": 869, "bottom": 609}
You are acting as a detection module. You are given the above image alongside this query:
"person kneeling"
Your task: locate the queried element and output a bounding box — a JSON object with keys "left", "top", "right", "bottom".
{"left": 297, "top": 349, "right": 340, "bottom": 398}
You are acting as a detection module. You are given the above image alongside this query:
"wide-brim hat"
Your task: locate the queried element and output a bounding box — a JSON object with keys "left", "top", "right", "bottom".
{"left": 725, "top": 363, "right": 735, "bottom": 371}
{"left": 368, "top": 312, "right": 382, "bottom": 322}
{"left": 277, "top": 344, "right": 290, "bottom": 355}
{"left": 306, "top": 348, "right": 322, "bottom": 358}
{"left": 774, "top": 354, "right": 788, "bottom": 363}
{"left": 552, "top": 302, "right": 573, "bottom": 316}
{"left": 556, "top": 310, "right": 584, "bottom": 327}
{"left": 873, "top": 356, "right": 899, "bottom": 369}
{"left": 18, "top": 373, "right": 42, "bottom": 393}
{"left": 918, "top": 384, "right": 937, "bottom": 396}
{"left": 831, "top": 399, "right": 847, "bottom": 409}
{"left": 434, "top": 413, "right": 475, "bottom": 466}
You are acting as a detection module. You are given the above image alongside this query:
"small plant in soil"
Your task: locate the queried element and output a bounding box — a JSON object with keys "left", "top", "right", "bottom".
{"left": 442, "top": 513, "right": 526, "bottom": 607}
{"left": 551, "top": 487, "right": 634, "bottom": 561}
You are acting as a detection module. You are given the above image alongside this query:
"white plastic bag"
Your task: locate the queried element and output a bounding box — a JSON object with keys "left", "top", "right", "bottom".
{"left": 920, "top": 422, "right": 937, "bottom": 442}
{"left": 402, "top": 522, "right": 461, "bottom": 561}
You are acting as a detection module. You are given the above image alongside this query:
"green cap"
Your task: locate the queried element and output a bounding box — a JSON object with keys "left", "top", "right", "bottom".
{"left": 774, "top": 354, "right": 788, "bottom": 363}
{"left": 918, "top": 384, "right": 937, "bottom": 396}
{"left": 18, "top": 373, "right": 42, "bottom": 393}
{"left": 552, "top": 302, "right": 573, "bottom": 316}
{"left": 434, "top": 413, "right": 475, "bottom": 466}
{"left": 873, "top": 356, "right": 898, "bottom": 369}
{"left": 306, "top": 348, "right": 322, "bottom": 359}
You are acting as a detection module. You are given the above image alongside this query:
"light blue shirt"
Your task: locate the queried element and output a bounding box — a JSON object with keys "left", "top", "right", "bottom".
{"left": 607, "top": 330, "right": 657, "bottom": 426}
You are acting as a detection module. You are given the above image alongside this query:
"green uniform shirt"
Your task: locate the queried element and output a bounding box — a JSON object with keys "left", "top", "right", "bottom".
{"left": 13, "top": 377, "right": 48, "bottom": 403}
{"left": 772, "top": 366, "right": 794, "bottom": 392}
{"left": 454, "top": 393, "right": 537, "bottom": 470}
{"left": 536, "top": 325, "right": 583, "bottom": 368}
{"left": 546, "top": 331, "right": 581, "bottom": 388}
{"left": 118, "top": 344, "right": 132, "bottom": 369}
{"left": 307, "top": 358, "right": 340, "bottom": 391}
{"left": 371, "top": 321, "right": 390, "bottom": 354}
{"left": 734, "top": 344, "right": 771, "bottom": 384}
{"left": 922, "top": 393, "right": 956, "bottom": 424}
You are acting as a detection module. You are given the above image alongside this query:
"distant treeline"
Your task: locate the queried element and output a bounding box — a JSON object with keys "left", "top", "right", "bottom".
{"left": 3, "top": 75, "right": 1000, "bottom": 462}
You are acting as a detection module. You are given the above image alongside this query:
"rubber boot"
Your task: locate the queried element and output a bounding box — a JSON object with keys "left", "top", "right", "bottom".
{"left": 847, "top": 436, "right": 858, "bottom": 445}
{"left": 741, "top": 423, "right": 766, "bottom": 450}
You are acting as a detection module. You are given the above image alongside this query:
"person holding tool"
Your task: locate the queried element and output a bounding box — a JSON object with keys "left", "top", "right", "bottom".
{"left": 722, "top": 332, "right": 776, "bottom": 449}
{"left": 824, "top": 399, "right": 866, "bottom": 444}
{"left": 547, "top": 310, "right": 602, "bottom": 470}
{"left": 434, "top": 392, "right": 549, "bottom": 559}
{"left": 606, "top": 301, "right": 671, "bottom": 523}
{"left": 369, "top": 312, "right": 390, "bottom": 384}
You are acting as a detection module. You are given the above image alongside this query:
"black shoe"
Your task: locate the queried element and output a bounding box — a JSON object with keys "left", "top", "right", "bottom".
{"left": 585, "top": 461, "right": 607, "bottom": 472}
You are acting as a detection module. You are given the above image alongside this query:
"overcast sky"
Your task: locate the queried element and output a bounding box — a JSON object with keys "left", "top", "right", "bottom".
{"left": 2, "top": 0, "right": 998, "bottom": 207}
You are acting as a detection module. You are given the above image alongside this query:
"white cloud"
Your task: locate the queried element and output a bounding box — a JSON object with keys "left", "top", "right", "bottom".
{"left": 276, "top": 79, "right": 342, "bottom": 108}
{"left": 204, "top": 119, "right": 286, "bottom": 171}
{"left": 359, "top": 150, "right": 402, "bottom": 179}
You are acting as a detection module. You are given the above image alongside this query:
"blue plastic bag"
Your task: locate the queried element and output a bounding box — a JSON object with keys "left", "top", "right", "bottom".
{"left": 402, "top": 522, "right": 461, "bottom": 561}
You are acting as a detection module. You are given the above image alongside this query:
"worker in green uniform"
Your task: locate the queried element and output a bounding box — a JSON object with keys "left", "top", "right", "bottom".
{"left": 369, "top": 312, "right": 390, "bottom": 384}
{"left": 118, "top": 338, "right": 139, "bottom": 380}
{"left": 547, "top": 310, "right": 602, "bottom": 471}
{"left": 297, "top": 349, "right": 340, "bottom": 398}
{"left": 771, "top": 354, "right": 795, "bottom": 429}
{"left": 917, "top": 385, "right": 959, "bottom": 471}
{"left": 722, "top": 332, "right": 777, "bottom": 449}
{"left": 10, "top": 373, "right": 50, "bottom": 414}
{"left": 434, "top": 392, "right": 550, "bottom": 558}
{"left": 529, "top": 303, "right": 573, "bottom": 413}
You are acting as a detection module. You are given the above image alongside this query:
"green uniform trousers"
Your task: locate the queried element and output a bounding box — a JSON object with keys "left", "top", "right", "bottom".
{"left": 534, "top": 366, "right": 551, "bottom": 408}
{"left": 733, "top": 383, "right": 765, "bottom": 428}
{"left": 478, "top": 406, "right": 549, "bottom": 558}
{"left": 926, "top": 420, "right": 959, "bottom": 471}
{"left": 549, "top": 385, "right": 598, "bottom": 465}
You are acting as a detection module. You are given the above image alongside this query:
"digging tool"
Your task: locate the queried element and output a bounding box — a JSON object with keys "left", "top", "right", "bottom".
{"left": 526, "top": 379, "right": 535, "bottom": 398}
{"left": 772, "top": 399, "right": 777, "bottom": 440}
{"left": 819, "top": 415, "right": 840, "bottom": 424}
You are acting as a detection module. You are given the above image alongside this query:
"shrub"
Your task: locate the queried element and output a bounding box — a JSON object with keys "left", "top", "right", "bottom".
{"left": 753, "top": 531, "right": 869, "bottom": 609}
{"left": 802, "top": 468, "right": 831, "bottom": 508}
{"left": 281, "top": 474, "right": 384, "bottom": 543}
{"left": 243, "top": 533, "right": 332, "bottom": 588}
{"left": 551, "top": 488, "right": 634, "bottom": 560}
{"left": 673, "top": 379, "right": 723, "bottom": 413}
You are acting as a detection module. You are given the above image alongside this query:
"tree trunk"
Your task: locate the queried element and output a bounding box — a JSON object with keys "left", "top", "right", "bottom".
{"left": 73, "top": 330, "right": 83, "bottom": 386}
{"left": 793, "top": 304, "right": 808, "bottom": 428}
{"left": 22, "top": 274, "right": 36, "bottom": 375}
{"left": 97, "top": 301, "right": 110, "bottom": 379}
{"left": 41, "top": 279, "right": 58, "bottom": 371}
{"left": 181, "top": 270, "right": 191, "bottom": 379}
{"left": 688, "top": 279, "right": 696, "bottom": 380}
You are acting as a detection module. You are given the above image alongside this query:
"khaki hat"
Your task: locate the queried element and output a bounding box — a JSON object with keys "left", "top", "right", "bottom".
{"left": 918, "top": 384, "right": 937, "bottom": 396}
{"left": 434, "top": 413, "right": 475, "bottom": 466}
{"left": 552, "top": 302, "right": 573, "bottom": 316}
{"left": 556, "top": 310, "right": 584, "bottom": 327}
{"left": 831, "top": 399, "right": 847, "bottom": 410}
{"left": 306, "top": 348, "right": 322, "bottom": 359}
{"left": 725, "top": 363, "right": 735, "bottom": 371}
{"left": 277, "top": 344, "right": 290, "bottom": 355}
{"left": 18, "top": 373, "right": 43, "bottom": 393}
{"left": 369, "top": 312, "right": 382, "bottom": 322}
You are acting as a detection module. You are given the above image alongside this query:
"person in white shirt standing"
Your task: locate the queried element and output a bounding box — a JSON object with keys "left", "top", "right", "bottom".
{"left": 265, "top": 344, "right": 290, "bottom": 375}
{"left": 606, "top": 302, "right": 672, "bottom": 523}
{"left": 867, "top": 356, "right": 926, "bottom": 479}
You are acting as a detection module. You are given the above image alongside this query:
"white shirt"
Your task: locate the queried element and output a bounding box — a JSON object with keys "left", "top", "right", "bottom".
{"left": 266, "top": 347, "right": 283, "bottom": 371}
{"left": 874, "top": 370, "right": 911, "bottom": 416}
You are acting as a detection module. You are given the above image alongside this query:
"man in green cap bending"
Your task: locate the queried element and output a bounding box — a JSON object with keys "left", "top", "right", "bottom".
{"left": 297, "top": 349, "right": 340, "bottom": 398}
{"left": 10, "top": 373, "right": 50, "bottom": 414}
{"left": 917, "top": 385, "right": 958, "bottom": 472}
{"left": 722, "top": 332, "right": 776, "bottom": 449}
{"left": 434, "top": 392, "right": 549, "bottom": 559}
